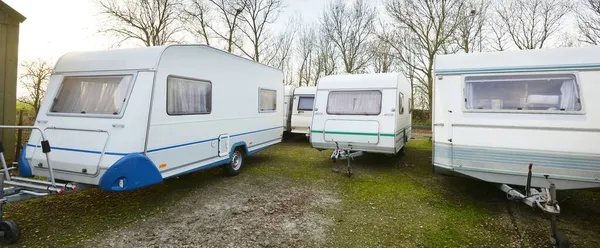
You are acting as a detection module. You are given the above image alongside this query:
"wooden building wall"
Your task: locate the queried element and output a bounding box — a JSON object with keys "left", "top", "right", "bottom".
{"left": 0, "top": 10, "right": 20, "bottom": 162}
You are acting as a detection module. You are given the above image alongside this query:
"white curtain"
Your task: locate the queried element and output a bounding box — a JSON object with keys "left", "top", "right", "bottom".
{"left": 559, "top": 79, "right": 581, "bottom": 111}
{"left": 51, "top": 76, "right": 131, "bottom": 114}
{"left": 465, "top": 82, "right": 475, "bottom": 109}
{"left": 260, "top": 89, "right": 276, "bottom": 111}
{"left": 298, "top": 96, "right": 314, "bottom": 110}
{"left": 326, "top": 91, "right": 381, "bottom": 115}
{"left": 167, "top": 77, "right": 211, "bottom": 114}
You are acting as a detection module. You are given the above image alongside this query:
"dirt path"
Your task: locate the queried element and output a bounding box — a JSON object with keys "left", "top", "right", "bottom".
{"left": 82, "top": 174, "right": 340, "bottom": 248}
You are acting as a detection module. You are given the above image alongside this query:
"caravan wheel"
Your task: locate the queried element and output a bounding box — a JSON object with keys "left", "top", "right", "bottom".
{"left": 0, "top": 219, "right": 20, "bottom": 244}
{"left": 224, "top": 149, "right": 244, "bottom": 176}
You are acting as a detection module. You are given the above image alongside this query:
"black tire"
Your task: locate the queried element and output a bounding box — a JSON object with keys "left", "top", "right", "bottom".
{"left": 553, "top": 232, "right": 570, "bottom": 248}
{"left": 397, "top": 146, "right": 406, "bottom": 157}
{"left": 223, "top": 148, "right": 244, "bottom": 176}
{"left": 0, "top": 219, "right": 21, "bottom": 245}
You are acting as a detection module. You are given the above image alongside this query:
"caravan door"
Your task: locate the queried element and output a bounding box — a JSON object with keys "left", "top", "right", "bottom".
{"left": 291, "top": 94, "right": 315, "bottom": 134}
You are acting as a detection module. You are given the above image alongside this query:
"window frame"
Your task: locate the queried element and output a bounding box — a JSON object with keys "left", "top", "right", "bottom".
{"left": 296, "top": 95, "right": 315, "bottom": 111}
{"left": 461, "top": 71, "right": 586, "bottom": 115}
{"left": 166, "top": 75, "right": 213, "bottom": 116}
{"left": 325, "top": 90, "right": 383, "bottom": 116}
{"left": 398, "top": 92, "right": 405, "bottom": 115}
{"left": 258, "top": 87, "right": 277, "bottom": 113}
{"left": 46, "top": 72, "right": 137, "bottom": 119}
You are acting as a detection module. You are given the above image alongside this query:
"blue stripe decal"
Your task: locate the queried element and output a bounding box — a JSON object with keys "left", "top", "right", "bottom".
{"left": 25, "top": 126, "right": 283, "bottom": 156}
{"left": 435, "top": 63, "right": 600, "bottom": 75}
{"left": 146, "top": 137, "right": 219, "bottom": 153}
{"left": 25, "top": 144, "right": 131, "bottom": 156}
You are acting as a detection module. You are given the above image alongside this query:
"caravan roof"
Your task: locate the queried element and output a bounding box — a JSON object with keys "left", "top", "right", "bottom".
{"left": 435, "top": 46, "right": 600, "bottom": 75}
{"left": 53, "top": 44, "right": 280, "bottom": 73}
{"left": 317, "top": 73, "right": 402, "bottom": 90}
{"left": 294, "top": 86, "right": 316, "bottom": 95}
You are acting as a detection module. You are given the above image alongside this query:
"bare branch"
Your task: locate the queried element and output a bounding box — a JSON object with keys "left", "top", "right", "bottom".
{"left": 19, "top": 59, "right": 53, "bottom": 115}
{"left": 321, "top": 0, "right": 376, "bottom": 74}
{"left": 494, "top": 0, "right": 571, "bottom": 50}
{"left": 575, "top": 0, "right": 600, "bottom": 45}
{"left": 96, "top": 0, "right": 184, "bottom": 47}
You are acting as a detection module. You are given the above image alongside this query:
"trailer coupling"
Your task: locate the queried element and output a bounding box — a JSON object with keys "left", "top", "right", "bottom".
{"left": 331, "top": 142, "right": 363, "bottom": 177}
{"left": 499, "top": 163, "right": 570, "bottom": 248}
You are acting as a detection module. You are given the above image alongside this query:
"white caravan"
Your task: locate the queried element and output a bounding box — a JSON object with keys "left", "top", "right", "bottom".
{"left": 433, "top": 46, "right": 600, "bottom": 191}
{"left": 310, "top": 73, "right": 412, "bottom": 155}
{"left": 283, "top": 86, "right": 317, "bottom": 136}
{"left": 432, "top": 46, "right": 600, "bottom": 247}
{"left": 18, "top": 44, "right": 284, "bottom": 192}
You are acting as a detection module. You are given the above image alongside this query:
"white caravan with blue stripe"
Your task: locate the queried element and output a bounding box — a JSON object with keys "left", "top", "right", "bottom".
{"left": 19, "top": 44, "right": 284, "bottom": 192}
{"left": 433, "top": 46, "right": 600, "bottom": 190}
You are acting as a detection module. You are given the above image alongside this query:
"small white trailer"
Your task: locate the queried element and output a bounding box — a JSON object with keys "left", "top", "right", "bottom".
{"left": 433, "top": 46, "right": 600, "bottom": 247}
{"left": 282, "top": 86, "right": 316, "bottom": 136}
{"left": 310, "top": 73, "right": 412, "bottom": 175}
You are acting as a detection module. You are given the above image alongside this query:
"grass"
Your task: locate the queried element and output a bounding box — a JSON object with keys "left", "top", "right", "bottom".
{"left": 3, "top": 134, "right": 600, "bottom": 247}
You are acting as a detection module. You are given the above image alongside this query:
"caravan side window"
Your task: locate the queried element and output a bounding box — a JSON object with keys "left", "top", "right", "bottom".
{"left": 326, "top": 90, "right": 382, "bottom": 115}
{"left": 167, "top": 76, "right": 212, "bottom": 115}
{"left": 398, "top": 92, "right": 405, "bottom": 115}
{"left": 50, "top": 75, "right": 133, "bottom": 115}
{"left": 259, "top": 88, "right": 277, "bottom": 112}
{"left": 464, "top": 73, "right": 582, "bottom": 112}
{"left": 297, "top": 96, "right": 315, "bottom": 111}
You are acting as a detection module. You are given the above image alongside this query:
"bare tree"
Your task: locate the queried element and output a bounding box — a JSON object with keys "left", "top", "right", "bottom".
{"left": 205, "top": 0, "right": 246, "bottom": 52}
{"left": 236, "top": 0, "right": 284, "bottom": 62}
{"left": 455, "top": 0, "right": 490, "bottom": 53}
{"left": 97, "top": 0, "right": 184, "bottom": 47}
{"left": 495, "top": 0, "right": 571, "bottom": 50}
{"left": 383, "top": 0, "right": 467, "bottom": 114}
{"left": 296, "top": 24, "right": 316, "bottom": 86}
{"left": 321, "top": 0, "right": 376, "bottom": 74}
{"left": 182, "top": 0, "right": 212, "bottom": 45}
{"left": 576, "top": 0, "right": 600, "bottom": 45}
{"left": 488, "top": 11, "right": 511, "bottom": 51}
{"left": 264, "top": 16, "right": 298, "bottom": 85}
{"left": 370, "top": 36, "right": 395, "bottom": 73}
{"left": 19, "top": 59, "right": 53, "bottom": 114}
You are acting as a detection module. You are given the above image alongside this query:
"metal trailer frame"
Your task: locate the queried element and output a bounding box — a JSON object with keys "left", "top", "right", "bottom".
{"left": 0, "top": 126, "right": 78, "bottom": 245}
{"left": 330, "top": 142, "right": 364, "bottom": 177}
{"left": 499, "top": 163, "right": 570, "bottom": 248}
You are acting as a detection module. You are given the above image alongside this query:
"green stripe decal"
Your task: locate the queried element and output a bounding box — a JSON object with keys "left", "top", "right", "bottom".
{"left": 311, "top": 130, "right": 395, "bottom": 137}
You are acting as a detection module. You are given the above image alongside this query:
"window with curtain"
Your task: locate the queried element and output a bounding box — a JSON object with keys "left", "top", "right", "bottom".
{"left": 167, "top": 76, "right": 212, "bottom": 115}
{"left": 464, "top": 74, "right": 582, "bottom": 112}
{"left": 50, "top": 75, "right": 133, "bottom": 115}
{"left": 259, "top": 89, "right": 277, "bottom": 112}
{"left": 326, "top": 90, "right": 382, "bottom": 115}
{"left": 297, "top": 96, "right": 314, "bottom": 111}
{"left": 399, "top": 92, "right": 405, "bottom": 115}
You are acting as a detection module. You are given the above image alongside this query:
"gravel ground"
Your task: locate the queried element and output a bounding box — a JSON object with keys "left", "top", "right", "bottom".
{"left": 82, "top": 175, "right": 340, "bottom": 248}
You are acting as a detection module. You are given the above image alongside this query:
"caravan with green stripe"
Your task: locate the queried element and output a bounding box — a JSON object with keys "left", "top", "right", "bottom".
{"left": 309, "top": 72, "right": 412, "bottom": 155}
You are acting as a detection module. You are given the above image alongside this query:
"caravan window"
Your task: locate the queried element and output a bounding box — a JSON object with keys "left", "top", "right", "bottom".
{"left": 167, "top": 76, "right": 212, "bottom": 115}
{"left": 297, "top": 96, "right": 315, "bottom": 111}
{"left": 399, "top": 92, "right": 405, "bottom": 115}
{"left": 408, "top": 97, "right": 412, "bottom": 114}
{"left": 464, "top": 74, "right": 582, "bottom": 112}
{"left": 50, "top": 75, "right": 133, "bottom": 115}
{"left": 259, "top": 88, "right": 277, "bottom": 112}
{"left": 326, "top": 90, "right": 382, "bottom": 115}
